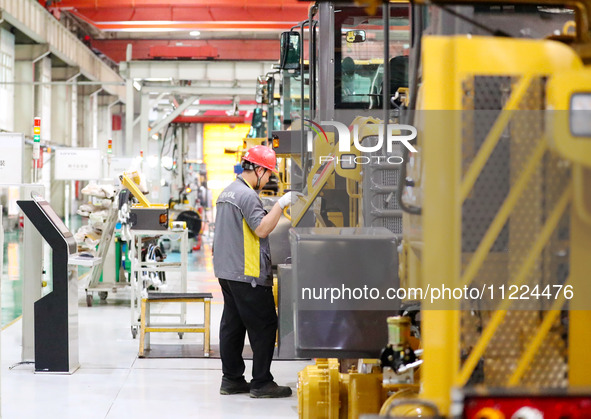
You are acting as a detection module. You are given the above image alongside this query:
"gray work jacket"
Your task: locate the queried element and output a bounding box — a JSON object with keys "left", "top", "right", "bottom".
{"left": 213, "top": 177, "right": 272, "bottom": 287}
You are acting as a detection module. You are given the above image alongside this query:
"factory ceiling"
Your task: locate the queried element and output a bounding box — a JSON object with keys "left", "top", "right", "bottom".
{"left": 40, "top": 0, "right": 311, "bottom": 62}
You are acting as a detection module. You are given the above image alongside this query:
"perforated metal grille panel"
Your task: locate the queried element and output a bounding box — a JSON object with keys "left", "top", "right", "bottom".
{"left": 462, "top": 310, "right": 568, "bottom": 387}
{"left": 376, "top": 169, "right": 399, "bottom": 187}
{"left": 460, "top": 75, "right": 569, "bottom": 388}
{"left": 371, "top": 194, "right": 401, "bottom": 211}
{"left": 372, "top": 217, "right": 403, "bottom": 234}
{"left": 361, "top": 135, "right": 403, "bottom": 234}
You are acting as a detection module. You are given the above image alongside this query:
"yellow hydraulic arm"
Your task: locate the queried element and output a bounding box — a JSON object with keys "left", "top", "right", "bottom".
{"left": 120, "top": 173, "right": 167, "bottom": 209}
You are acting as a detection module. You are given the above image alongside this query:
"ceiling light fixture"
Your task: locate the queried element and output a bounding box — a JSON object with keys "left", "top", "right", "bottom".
{"left": 117, "top": 28, "right": 175, "bottom": 33}
{"left": 189, "top": 30, "right": 201, "bottom": 37}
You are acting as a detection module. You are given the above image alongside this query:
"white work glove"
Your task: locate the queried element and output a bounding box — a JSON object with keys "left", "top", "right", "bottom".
{"left": 278, "top": 192, "right": 303, "bottom": 209}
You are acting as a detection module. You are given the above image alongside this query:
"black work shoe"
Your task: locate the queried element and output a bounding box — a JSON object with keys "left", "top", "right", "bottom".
{"left": 220, "top": 378, "right": 250, "bottom": 395}
{"left": 250, "top": 381, "right": 292, "bottom": 398}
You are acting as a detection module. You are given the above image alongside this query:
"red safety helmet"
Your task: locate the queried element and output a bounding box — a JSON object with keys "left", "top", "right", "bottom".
{"left": 242, "top": 146, "right": 278, "bottom": 173}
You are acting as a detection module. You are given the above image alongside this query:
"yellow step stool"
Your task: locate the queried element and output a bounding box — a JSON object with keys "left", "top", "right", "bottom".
{"left": 139, "top": 292, "right": 212, "bottom": 357}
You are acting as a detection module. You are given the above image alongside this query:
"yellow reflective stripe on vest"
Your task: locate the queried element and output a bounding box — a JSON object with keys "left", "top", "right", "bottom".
{"left": 242, "top": 218, "right": 260, "bottom": 277}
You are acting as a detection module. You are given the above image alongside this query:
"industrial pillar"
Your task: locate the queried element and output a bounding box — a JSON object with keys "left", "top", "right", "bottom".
{"left": 140, "top": 89, "right": 149, "bottom": 159}
{"left": 35, "top": 57, "right": 52, "bottom": 144}
{"left": 98, "top": 95, "right": 114, "bottom": 154}
{"left": 77, "top": 89, "right": 87, "bottom": 147}
{"left": 71, "top": 83, "right": 78, "bottom": 147}
{"left": 0, "top": 28, "right": 15, "bottom": 132}
{"left": 125, "top": 43, "right": 135, "bottom": 157}
{"left": 110, "top": 103, "right": 125, "bottom": 156}
{"left": 51, "top": 68, "right": 79, "bottom": 218}
{"left": 13, "top": 58, "right": 34, "bottom": 136}
{"left": 196, "top": 123, "right": 204, "bottom": 161}
{"left": 51, "top": 69, "right": 79, "bottom": 146}
{"left": 68, "top": 82, "right": 79, "bottom": 222}
{"left": 91, "top": 90, "right": 100, "bottom": 149}
{"left": 14, "top": 45, "right": 48, "bottom": 184}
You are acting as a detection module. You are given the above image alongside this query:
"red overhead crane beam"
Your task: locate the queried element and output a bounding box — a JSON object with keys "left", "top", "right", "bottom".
{"left": 48, "top": 0, "right": 308, "bottom": 7}
{"left": 44, "top": 0, "right": 310, "bottom": 60}
{"left": 90, "top": 39, "right": 285, "bottom": 61}
{"left": 94, "top": 22, "right": 296, "bottom": 31}
{"left": 46, "top": 1, "right": 310, "bottom": 31}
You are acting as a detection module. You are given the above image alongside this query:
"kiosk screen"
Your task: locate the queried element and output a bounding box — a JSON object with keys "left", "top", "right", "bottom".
{"left": 33, "top": 195, "right": 73, "bottom": 238}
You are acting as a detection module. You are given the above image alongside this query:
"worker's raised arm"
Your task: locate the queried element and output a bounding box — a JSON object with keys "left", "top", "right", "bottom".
{"left": 254, "top": 192, "right": 295, "bottom": 238}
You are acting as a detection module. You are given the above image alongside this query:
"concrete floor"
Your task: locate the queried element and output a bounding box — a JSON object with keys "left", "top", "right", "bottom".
{"left": 0, "top": 238, "right": 312, "bottom": 419}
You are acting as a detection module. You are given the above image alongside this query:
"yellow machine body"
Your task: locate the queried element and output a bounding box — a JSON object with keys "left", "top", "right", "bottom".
{"left": 412, "top": 28, "right": 591, "bottom": 414}
{"left": 292, "top": 0, "right": 591, "bottom": 417}
{"left": 297, "top": 359, "right": 423, "bottom": 419}
{"left": 120, "top": 172, "right": 168, "bottom": 210}
{"left": 120, "top": 172, "right": 169, "bottom": 230}
{"left": 298, "top": 359, "right": 341, "bottom": 419}
{"left": 289, "top": 116, "right": 382, "bottom": 227}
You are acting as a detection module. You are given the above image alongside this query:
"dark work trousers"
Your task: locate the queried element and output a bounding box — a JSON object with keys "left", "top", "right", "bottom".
{"left": 218, "top": 278, "right": 278, "bottom": 389}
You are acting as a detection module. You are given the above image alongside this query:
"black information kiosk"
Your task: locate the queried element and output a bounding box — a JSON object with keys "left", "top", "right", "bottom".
{"left": 18, "top": 194, "right": 83, "bottom": 373}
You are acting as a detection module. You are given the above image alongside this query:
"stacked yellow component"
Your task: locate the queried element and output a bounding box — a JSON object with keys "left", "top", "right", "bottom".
{"left": 298, "top": 359, "right": 340, "bottom": 419}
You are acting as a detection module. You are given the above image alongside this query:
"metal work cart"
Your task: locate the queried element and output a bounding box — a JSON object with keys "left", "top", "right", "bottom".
{"left": 85, "top": 201, "right": 130, "bottom": 306}
{"left": 129, "top": 228, "right": 189, "bottom": 338}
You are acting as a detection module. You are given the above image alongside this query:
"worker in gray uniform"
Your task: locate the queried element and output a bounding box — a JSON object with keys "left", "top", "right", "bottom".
{"left": 213, "top": 145, "right": 295, "bottom": 398}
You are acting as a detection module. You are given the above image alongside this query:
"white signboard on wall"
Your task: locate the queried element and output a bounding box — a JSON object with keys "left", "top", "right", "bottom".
{"left": 55, "top": 148, "right": 102, "bottom": 180}
{"left": 104, "top": 157, "right": 137, "bottom": 179}
{"left": 0, "top": 133, "right": 24, "bottom": 185}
